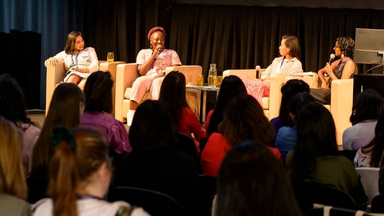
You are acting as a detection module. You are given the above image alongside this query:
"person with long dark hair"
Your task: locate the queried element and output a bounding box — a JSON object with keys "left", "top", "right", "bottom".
{"left": 214, "top": 141, "right": 302, "bottom": 216}
{"left": 204, "top": 75, "right": 247, "bottom": 137}
{"left": 159, "top": 71, "right": 206, "bottom": 145}
{"left": 287, "top": 102, "right": 368, "bottom": 208}
{"left": 115, "top": 100, "right": 202, "bottom": 216}
{"left": 31, "top": 83, "right": 84, "bottom": 177}
{"left": 0, "top": 73, "right": 41, "bottom": 177}
{"left": 354, "top": 109, "right": 384, "bottom": 167}
{"left": 343, "top": 89, "right": 384, "bottom": 151}
{"left": 201, "top": 94, "right": 281, "bottom": 177}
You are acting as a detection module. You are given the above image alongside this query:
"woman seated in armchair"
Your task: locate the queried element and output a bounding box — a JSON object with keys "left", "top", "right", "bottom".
{"left": 241, "top": 35, "right": 303, "bottom": 104}
{"left": 45, "top": 31, "right": 99, "bottom": 90}
{"left": 310, "top": 36, "right": 356, "bottom": 104}
{"left": 127, "top": 26, "right": 182, "bottom": 126}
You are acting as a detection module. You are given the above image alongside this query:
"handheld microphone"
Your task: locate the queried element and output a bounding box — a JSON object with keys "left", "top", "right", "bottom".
{"left": 328, "top": 54, "right": 335, "bottom": 64}
{"left": 255, "top": 65, "right": 261, "bottom": 79}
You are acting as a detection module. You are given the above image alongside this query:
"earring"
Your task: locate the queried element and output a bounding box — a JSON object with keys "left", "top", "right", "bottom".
{"left": 341, "top": 52, "right": 344, "bottom": 58}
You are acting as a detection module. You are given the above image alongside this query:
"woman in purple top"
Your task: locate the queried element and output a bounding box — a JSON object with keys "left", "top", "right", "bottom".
{"left": 81, "top": 71, "right": 131, "bottom": 155}
{"left": 126, "top": 26, "right": 182, "bottom": 126}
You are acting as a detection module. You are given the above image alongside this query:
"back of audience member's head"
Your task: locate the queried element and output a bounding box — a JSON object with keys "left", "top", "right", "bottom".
{"left": 129, "top": 100, "right": 176, "bottom": 151}
{"left": 289, "top": 102, "right": 339, "bottom": 180}
{"left": 289, "top": 92, "right": 315, "bottom": 124}
{"left": 215, "top": 141, "right": 302, "bottom": 216}
{"left": 32, "top": 83, "right": 84, "bottom": 176}
{"left": 350, "top": 89, "right": 384, "bottom": 125}
{"left": 159, "top": 71, "right": 189, "bottom": 130}
{"left": 279, "top": 79, "right": 310, "bottom": 127}
{"left": 362, "top": 110, "right": 384, "bottom": 167}
{"left": 0, "top": 116, "right": 27, "bottom": 200}
{"left": 0, "top": 73, "right": 31, "bottom": 125}
{"left": 48, "top": 126, "right": 110, "bottom": 216}
{"left": 84, "top": 71, "right": 113, "bottom": 114}
{"left": 218, "top": 94, "right": 274, "bottom": 146}
{"left": 208, "top": 75, "right": 247, "bottom": 136}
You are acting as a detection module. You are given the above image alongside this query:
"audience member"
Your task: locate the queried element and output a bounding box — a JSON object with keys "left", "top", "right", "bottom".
{"left": 45, "top": 31, "right": 99, "bottom": 90}
{"left": 115, "top": 100, "right": 202, "bottom": 216}
{"left": 0, "top": 116, "right": 30, "bottom": 216}
{"left": 287, "top": 102, "right": 368, "bottom": 208}
{"left": 31, "top": 83, "right": 84, "bottom": 178}
{"left": 343, "top": 89, "right": 384, "bottom": 150}
{"left": 31, "top": 127, "right": 149, "bottom": 216}
{"left": 0, "top": 73, "right": 41, "bottom": 177}
{"left": 275, "top": 92, "right": 314, "bottom": 163}
{"left": 81, "top": 71, "right": 131, "bottom": 155}
{"left": 213, "top": 141, "right": 302, "bottom": 216}
{"left": 204, "top": 75, "right": 247, "bottom": 137}
{"left": 311, "top": 36, "right": 356, "bottom": 104}
{"left": 354, "top": 109, "right": 384, "bottom": 167}
{"left": 201, "top": 94, "right": 281, "bottom": 177}
{"left": 159, "top": 71, "right": 206, "bottom": 148}
{"left": 270, "top": 79, "right": 310, "bottom": 135}
{"left": 126, "top": 26, "right": 182, "bottom": 126}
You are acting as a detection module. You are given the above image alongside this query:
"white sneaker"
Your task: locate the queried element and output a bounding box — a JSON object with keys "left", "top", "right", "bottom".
{"left": 127, "top": 110, "right": 135, "bottom": 127}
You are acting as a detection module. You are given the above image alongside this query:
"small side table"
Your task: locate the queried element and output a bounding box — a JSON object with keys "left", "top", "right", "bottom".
{"left": 186, "top": 85, "right": 220, "bottom": 124}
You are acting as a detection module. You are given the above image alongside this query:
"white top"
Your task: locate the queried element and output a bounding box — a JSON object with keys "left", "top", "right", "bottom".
{"left": 261, "top": 56, "right": 303, "bottom": 80}
{"left": 342, "top": 121, "right": 377, "bottom": 150}
{"left": 32, "top": 198, "right": 150, "bottom": 216}
{"left": 136, "top": 49, "right": 181, "bottom": 77}
{"left": 50, "top": 47, "right": 99, "bottom": 82}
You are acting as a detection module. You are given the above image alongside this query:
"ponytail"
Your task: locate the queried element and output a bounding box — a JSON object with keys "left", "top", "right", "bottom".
{"left": 47, "top": 127, "right": 79, "bottom": 216}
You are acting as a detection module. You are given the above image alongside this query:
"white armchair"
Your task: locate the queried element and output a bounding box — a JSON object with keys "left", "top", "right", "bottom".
{"left": 222, "top": 69, "right": 289, "bottom": 120}
{"left": 45, "top": 60, "right": 124, "bottom": 115}
{"left": 114, "top": 64, "right": 202, "bottom": 122}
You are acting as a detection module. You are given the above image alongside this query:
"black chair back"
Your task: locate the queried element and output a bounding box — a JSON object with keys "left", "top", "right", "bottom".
{"left": 198, "top": 174, "right": 217, "bottom": 216}
{"left": 293, "top": 181, "right": 359, "bottom": 211}
{"left": 371, "top": 194, "right": 384, "bottom": 213}
{"left": 26, "top": 176, "right": 49, "bottom": 203}
{"left": 174, "top": 132, "right": 198, "bottom": 158}
{"left": 340, "top": 150, "right": 357, "bottom": 162}
{"left": 107, "top": 186, "right": 185, "bottom": 216}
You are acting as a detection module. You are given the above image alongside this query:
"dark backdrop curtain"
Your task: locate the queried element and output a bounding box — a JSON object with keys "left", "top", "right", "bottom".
{"left": 3, "top": 0, "right": 384, "bottom": 109}
{"left": 168, "top": 4, "right": 384, "bottom": 77}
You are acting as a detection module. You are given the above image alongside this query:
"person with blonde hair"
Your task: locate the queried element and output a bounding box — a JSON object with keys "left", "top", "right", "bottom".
{"left": 31, "top": 127, "right": 149, "bottom": 216}
{"left": 0, "top": 116, "right": 30, "bottom": 216}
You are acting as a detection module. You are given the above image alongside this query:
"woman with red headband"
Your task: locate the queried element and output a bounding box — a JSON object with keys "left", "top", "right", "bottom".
{"left": 127, "top": 26, "right": 182, "bottom": 126}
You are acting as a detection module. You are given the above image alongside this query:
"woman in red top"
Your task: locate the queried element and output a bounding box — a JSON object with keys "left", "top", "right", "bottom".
{"left": 201, "top": 94, "right": 281, "bottom": 177}
{"left": 159, "top": 71, "right": 206, "bottom": 151}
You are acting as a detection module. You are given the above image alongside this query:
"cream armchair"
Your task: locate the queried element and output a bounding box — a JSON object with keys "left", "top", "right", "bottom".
{"left": 45, "top": 60, "right": 124, "bottom": 115}
{"left": 222, "top": 69, "right": 290, "bottom": 120}
{"left": 286, "top": 73, "right": 354, "bottom": 145}
{"left": 114, "top": 64, "right": 202, "bottom": 122}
